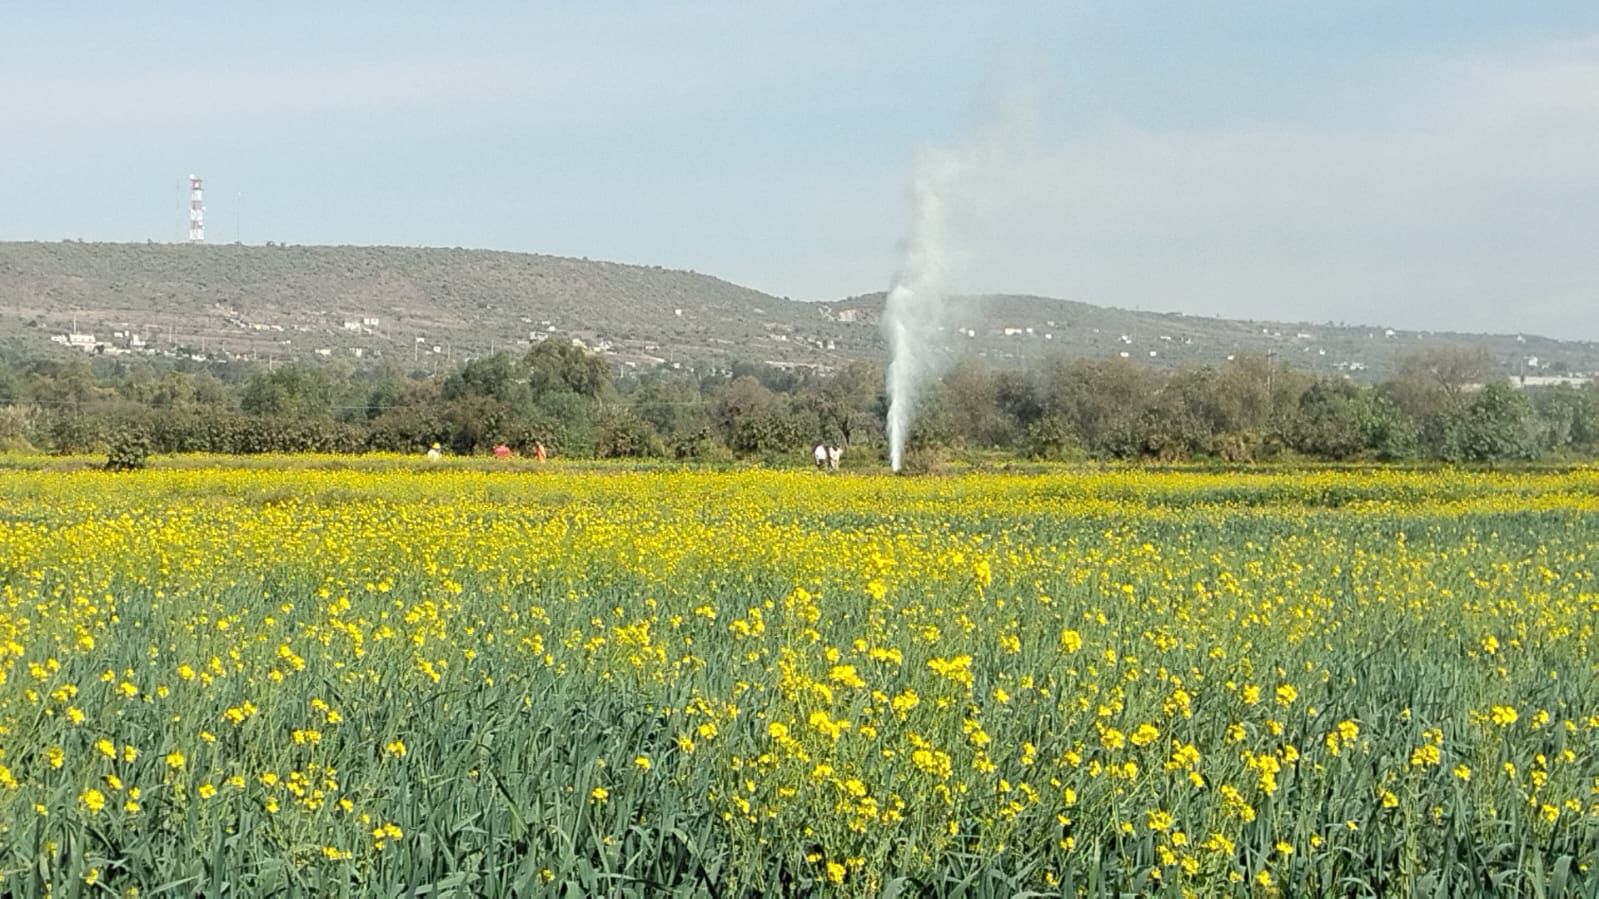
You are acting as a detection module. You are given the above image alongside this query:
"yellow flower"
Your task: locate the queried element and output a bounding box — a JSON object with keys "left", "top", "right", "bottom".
{"left": 590, "top": 786, "right": 609, "bottom": 803}
{"left": 79, "top": 789, "right": 107, "bottom": 813}
{"left": 633, "top": 755, "right": 652, "bottom": 771}
{"left": 384, "top": 739, "right": 407, "bottom": 758}
{"left": 1130, "top": 723, "right": 1160, "bottom": 747}
{"left": 890, "top": 689, "right": 919, "bottom": 716}
{"left": 927, "top": 655, "right": 974, "bottom": 687}
{"left": 808, "top": 709, "right": 848, "bottom": 741}
{"left": 826, "top": 861, "right": 846, "bottom": 884}
{"left": 828, "top": 664, "right": 865, "bottom": 689}
{"left": 1489, "top": 706, "right": 1519, "bottom": 727}
{"left": 165, "top": 750, "right": 186, "bottom": 770}
{"left": 1453, "top": 764, "right": 1472, "bottom": 782}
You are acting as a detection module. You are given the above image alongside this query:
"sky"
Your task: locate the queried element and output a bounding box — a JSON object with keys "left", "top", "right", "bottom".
{"left": 3, "top": 2, "right": 1598, "bottom": 339}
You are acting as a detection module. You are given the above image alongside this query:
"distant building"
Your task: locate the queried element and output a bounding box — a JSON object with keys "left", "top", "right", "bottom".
{"left": 54, "top": 332, "right": 99, "bottom": 353}
{"left": 1512, "top": 374, "right": 1591, "bottom": 388}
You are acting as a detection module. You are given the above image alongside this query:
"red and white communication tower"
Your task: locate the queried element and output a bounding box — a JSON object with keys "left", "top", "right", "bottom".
{"left": 188, "top": 174, "right": 205, "bottom": 243}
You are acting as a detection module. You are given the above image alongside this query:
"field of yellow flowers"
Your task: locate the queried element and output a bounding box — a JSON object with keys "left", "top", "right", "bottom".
{"left": 0, "top": 462, "right": 1596, "bottom": 896}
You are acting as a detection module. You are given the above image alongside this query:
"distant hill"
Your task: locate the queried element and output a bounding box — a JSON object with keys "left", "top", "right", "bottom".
{"left": 2, "top": 240, "right": 1596, "bottom": 382}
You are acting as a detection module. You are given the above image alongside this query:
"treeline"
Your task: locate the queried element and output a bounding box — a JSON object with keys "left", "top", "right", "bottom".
{"left": 1, "top": 341, "right": 1596, "bottom": 465}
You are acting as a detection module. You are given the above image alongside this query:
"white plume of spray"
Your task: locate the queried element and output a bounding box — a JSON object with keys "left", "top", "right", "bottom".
{"left": 882, "top": 68, "right": 1040, "bottom": 472}
{"left": 884, "top": 149, "right": 965, "bottom": 472}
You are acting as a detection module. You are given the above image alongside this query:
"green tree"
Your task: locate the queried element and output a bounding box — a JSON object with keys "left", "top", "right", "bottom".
{"left": 709, "top": 376, "right": 778, "bottom": 447}
{"left": 940, "top": 360, "right": 1013, "bottom": 448}
{"left": 628, "top": 372, "right": 709, "bottom": 441}
{"left": 444, "top": 354, "right": 532, "bottom": 409}
{"left": 1440, "top": 382, "right": 1537, "bottom": 462}
{"left": 1036, "top": 357, "right": 1150, "bottom": 458}
{"left": 526, "top": 341, "right": 610, "bottom": 401}
{"left": 240, "top": 366, "right": 335, "bottom": 418}
{"left": 1288, "top": 380, "right": 1372, "bottom": 461}
{"left": 594, "top": 406, "right": 664, "bottom": 458}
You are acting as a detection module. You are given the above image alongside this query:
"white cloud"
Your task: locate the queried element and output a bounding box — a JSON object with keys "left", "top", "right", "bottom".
{"left": 942, "top": 35, "right": 1599, "bottom": 338}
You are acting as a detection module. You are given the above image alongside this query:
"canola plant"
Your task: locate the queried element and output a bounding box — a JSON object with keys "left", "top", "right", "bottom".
{"left": 0, "top": 464, "right": 1595, "bottom": 895}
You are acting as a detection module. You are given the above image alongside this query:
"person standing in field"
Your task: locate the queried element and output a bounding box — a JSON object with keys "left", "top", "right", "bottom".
{"left": 426, "top": 442, "right": 443, "bottom": 462}
{"left": 827, "top": 444, "right": 843, "bottom": 471}
{"left": 813, "top": 441, "right": 827, "bottom": 470}
{"left": 534, "top": 440, "right": 548, "bottom": 463}
{"left": 493, "top": 443, "right": 512, "bottom": 460}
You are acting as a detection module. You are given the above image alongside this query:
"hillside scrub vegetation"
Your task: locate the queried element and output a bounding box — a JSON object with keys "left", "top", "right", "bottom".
{"left": 8, "top": 242, "right": 1599, "bottom": 381}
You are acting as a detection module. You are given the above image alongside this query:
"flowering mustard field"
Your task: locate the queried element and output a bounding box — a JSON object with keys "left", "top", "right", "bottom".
{"left": 0, "top": 464, "right": 1596, "bottom": 896}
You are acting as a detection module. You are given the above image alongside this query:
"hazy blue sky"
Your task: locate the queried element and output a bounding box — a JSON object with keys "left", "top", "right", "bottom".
{"left": 4, "top": 3, "right": 1598, "bottom": 338}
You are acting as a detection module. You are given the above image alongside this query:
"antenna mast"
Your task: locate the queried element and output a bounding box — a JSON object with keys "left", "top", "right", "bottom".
{"left": 188, "top": 175, "right": 205, "bottom": 243}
